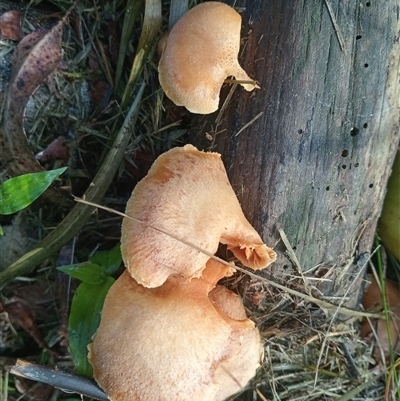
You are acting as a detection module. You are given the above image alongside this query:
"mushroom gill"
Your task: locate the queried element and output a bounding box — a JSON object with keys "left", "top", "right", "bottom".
{"left": 120, "top": 144, "right": 276, "bottom": 288}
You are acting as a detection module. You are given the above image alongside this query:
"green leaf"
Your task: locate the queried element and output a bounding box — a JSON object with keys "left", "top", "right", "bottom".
{"left": 89, "top": 243, "right": 122, "bottom": 275}
{"left": 69, "top": 277, "right": 114, "bottom": 377}
{"left": 0, "top": 225, "right": 3, "bottom": 235}
{"left": 57, "top": 263, "right": 106, "bottom": 285}
{"left": 0, "top": 167, "right": 67, "bottom": 215}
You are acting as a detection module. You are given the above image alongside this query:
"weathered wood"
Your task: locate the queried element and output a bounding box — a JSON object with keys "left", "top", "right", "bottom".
{"left": 192, "top": 0, "right": 400, "bottom": 306}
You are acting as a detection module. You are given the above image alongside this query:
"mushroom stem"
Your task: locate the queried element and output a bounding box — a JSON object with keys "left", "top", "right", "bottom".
{"left": 168, "top": 0, "right": 188, "bottom": 30}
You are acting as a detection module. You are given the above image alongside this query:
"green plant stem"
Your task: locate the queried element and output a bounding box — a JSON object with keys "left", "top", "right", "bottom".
{"left": 0, "top": 83, "right": 145, "bottom": 290}
{"left": 115, "top": 0, "right": 144, "bottom": 92}
{"left": 121, "top": 0, "right": 161, "bottom": 109}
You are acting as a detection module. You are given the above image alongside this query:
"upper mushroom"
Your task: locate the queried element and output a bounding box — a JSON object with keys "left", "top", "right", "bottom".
{"left": 121, "top": 144, "right": 276, "bottom": 288}
{"left": 158, "top": 2, "right": 257, "bottom": 114}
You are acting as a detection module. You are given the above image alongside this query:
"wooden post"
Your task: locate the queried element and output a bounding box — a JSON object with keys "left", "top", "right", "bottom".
{"left": 191, "top": 0, "right": 400, "bottom": 306}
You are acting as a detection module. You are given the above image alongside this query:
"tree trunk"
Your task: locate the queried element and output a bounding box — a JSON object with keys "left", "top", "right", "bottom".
{"left": 191, "top": 0, "right": 400, "bottom": 307}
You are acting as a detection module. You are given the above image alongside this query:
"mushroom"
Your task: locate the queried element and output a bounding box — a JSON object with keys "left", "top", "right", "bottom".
{"left": 121, "top": 144, "right": 276, "bottom": 288}
{"left": 88, "top": 259, "right": 263, "bottom": 401}
{"left": 158, "top": 2, "right": 257, "bottom": 114}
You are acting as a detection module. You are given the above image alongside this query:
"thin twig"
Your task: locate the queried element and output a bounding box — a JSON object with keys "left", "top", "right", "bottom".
{"left": 72, "top": 197, "right": 384, "bottom": 320}
{"left": 278, "top": 228, "right": 313, "bottom": 295}
{"left": 324, "top": 0, "right": 346, "bottom": 52}
{"left": 235, "top": 111, "right": 263, "bottom": 137}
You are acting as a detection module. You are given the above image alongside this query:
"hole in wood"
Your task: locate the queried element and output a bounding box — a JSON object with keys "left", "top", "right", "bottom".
{"left": 366, "top": 1, "right": 371, "bottom": 6}
{"left": 363, "top": 123, "right": 368, "bottom": 128}
{"left": 342, "top": 165, "right": 347, "bottom": 169}
{"left": 356, "top": 35, "right": 362, "bottom": 40}
{"left": 354, "top": 162, "right": 359, "bottom": 167}
{"left": 326, "top": 186, "right": 330, "bottom": 191}
{"left": 350, "top": 127, "right": 359, "bottom": 136}
{"left": 341, "top": 150, "right": 349, "bottom": 157}
{"left": 369, "top": 183, "right": 374, "bottom": 188}
{"left": 364, "top": 63, "right": 369, "bottom": 68}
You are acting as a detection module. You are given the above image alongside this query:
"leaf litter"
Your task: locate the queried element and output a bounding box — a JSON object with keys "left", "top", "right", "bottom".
{"left": 0, "top": 3, "right": 75, "bottom": 208}
{"left": 0, "top": 1, "right": 398, "bottom": 401}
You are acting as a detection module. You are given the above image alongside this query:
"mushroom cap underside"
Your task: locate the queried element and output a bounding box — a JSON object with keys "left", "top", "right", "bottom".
{"left": 121, "top": 145, "right": 276, "bottom": 288}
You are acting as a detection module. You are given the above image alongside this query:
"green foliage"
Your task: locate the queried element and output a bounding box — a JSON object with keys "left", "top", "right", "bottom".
{"left": 57, "top": 263, "right": 107, "bottom": 285}
{"left": 0, "top": 167, "right": 67, "bottom": 215}
{"left": 89, "top": 244, "right": 122, "bottom": 276}
{"left": 69, "top": 277, "right": 115, "bottom": 377}
{"left": 58, "top": 244, "right": 122, "bottom": 377}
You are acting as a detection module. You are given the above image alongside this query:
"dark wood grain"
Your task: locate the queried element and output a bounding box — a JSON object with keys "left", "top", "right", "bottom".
{"left": 191, "top": 0, "right": 400, "bottom": 306}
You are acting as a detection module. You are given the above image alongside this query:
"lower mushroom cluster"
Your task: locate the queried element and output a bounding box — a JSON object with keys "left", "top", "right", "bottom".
{"left": 88, "top": 145, "right": 276, "bottom": 401}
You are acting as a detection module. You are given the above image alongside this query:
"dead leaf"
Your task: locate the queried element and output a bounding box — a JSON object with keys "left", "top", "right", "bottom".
{"left": 1, "top": 298, "right": 49, "bottom": 350}
{"left": 361, "top": 276, "right": 400, "bottom": 363}
{"left": 8, "top": 25, "right": 63, "bottom": 120}
{"left": 0, "top": 10, "right": 23, "bottom": 41}
{"left": 36, "top": 136, "right": 69, "bottom": 163}
{"left": 0, "top": 8, "right": 74, "bottom": 208}
{"left": 15, "top": 377, "right": 54, "bottom": 401}
{"left": 90, "top": 80, "right": 112, "bottom": 112}
{"left": 252, "top": 291, "right": 266, "bottom": 306}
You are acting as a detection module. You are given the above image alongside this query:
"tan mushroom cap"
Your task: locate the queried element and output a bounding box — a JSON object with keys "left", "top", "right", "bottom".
{"left": 121, "top": 144, "right": 276, "bottom": 288}
{"left": 88, "top": 260, "right": 263, "bottom": 401}
{"left": 158, "top": 2, "right": 257, "bottom": 114}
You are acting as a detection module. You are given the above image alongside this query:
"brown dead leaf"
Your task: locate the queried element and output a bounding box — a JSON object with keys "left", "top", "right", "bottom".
{"left": 252, "top": 290, "right": 266, "bottom": 306}
{"left": 0, "top": 7, "right": 75, "bottom": 208}
{"left": 1, "top": 298, "right": 49, "bottom": 350}
{"left": 36, "top": 136, "right": 69, "bottom": 163}
{"left": 90, "top": 80, "right": 112, "bottom": 112}
{"left": 0, "top": 10, "right": 23, "bottom": 41}
{"left": 361, "top": 276, "right": 400, "bottom": 363}
{"left": 15, "top": 377, "right": 54, "bottom": 401}
{"left": 8, "top": 25, "right": 62, "bottom": 119}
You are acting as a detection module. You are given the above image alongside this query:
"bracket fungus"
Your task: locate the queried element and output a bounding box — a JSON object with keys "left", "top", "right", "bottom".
{"left": 88, "top": 260, "right": 263, "bottom": 401}
{"left": 158, "top": 2, "right": 258, "bottom": 114}
{"left": 121, "top": 144, "right": 276, "bottom": 288}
